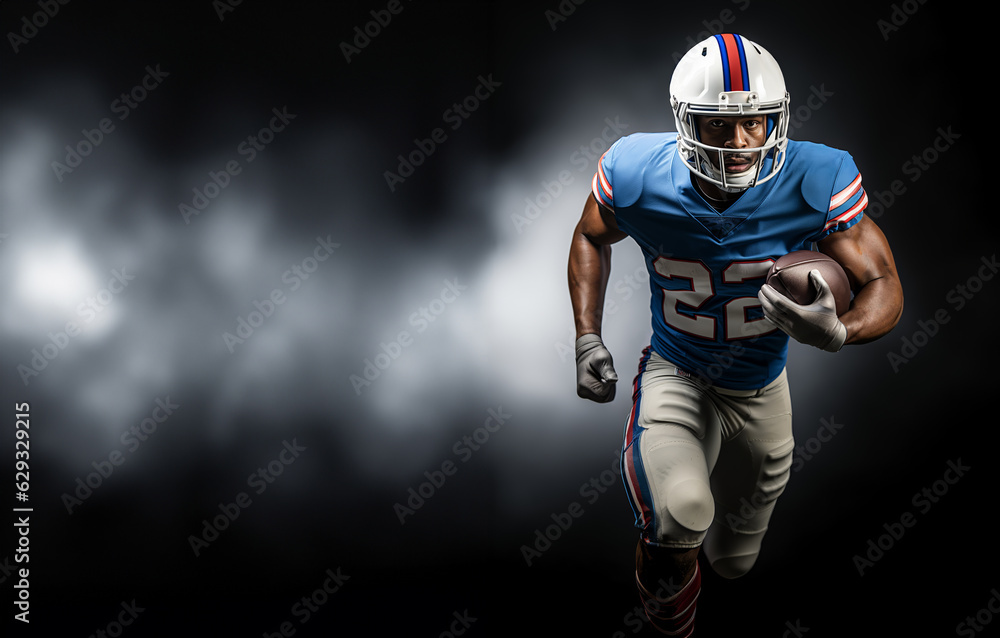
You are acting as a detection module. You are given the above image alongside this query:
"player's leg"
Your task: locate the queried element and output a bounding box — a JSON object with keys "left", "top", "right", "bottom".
{"left": 636, "top": 540, "right": 699, "bottom": 590}
{"left": 702, "top": 369, "right": 794, "bottom": 579}
{"left": 621, "top": 349, "right": 722, "bottom": 635}
{"left": 634, "top": 541, "right": 702, "bottom": 635}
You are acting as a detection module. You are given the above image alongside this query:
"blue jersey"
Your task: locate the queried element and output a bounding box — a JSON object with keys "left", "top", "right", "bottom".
{"left": 592, "top": 134, "right": 867, "bottom": 390}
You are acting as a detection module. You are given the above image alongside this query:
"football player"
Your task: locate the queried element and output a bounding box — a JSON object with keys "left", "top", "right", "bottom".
{"left": 568, "top": 33, "right": 903, "bottom": 636}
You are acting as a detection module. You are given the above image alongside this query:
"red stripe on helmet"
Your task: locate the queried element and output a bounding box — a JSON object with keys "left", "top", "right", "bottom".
{"left": 720, "top": 34, "right": 746, "bottom": 92}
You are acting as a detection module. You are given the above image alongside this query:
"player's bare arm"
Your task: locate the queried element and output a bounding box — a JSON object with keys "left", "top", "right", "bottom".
{"left": 817, "top": 215, "right": 903, "bottom": 344}
{"left": 568, "top": 193, "right": 627, "bottom": 339}
{"left": 568, "top": 193, "right": 627, "bottom": 402}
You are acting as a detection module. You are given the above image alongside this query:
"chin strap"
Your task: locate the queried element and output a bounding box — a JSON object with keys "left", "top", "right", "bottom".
{"left": 697, "top": 159, "right": 749, "bottom": 195}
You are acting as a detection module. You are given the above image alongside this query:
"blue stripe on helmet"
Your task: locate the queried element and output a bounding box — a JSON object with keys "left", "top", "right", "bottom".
{"left": 714, "top": 34, "right": 732, "bottom": 91}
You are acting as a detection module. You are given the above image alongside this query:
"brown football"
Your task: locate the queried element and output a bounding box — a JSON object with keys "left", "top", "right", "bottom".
{"left": 765, "top": 250, "right": 852, "bottom": 316}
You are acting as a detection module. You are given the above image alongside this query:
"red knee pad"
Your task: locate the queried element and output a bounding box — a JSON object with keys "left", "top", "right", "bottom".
{"left": 636, "top": 561, "right": 701, "bottom": 637}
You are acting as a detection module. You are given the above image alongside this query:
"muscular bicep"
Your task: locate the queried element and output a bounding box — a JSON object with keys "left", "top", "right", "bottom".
{"left": 817, "top": 215, "right": 903, "bottom": 343}
{"left": 817, "top": 216, "right": 898, "bottom": 292}
{"left": 578, "top": 193, "right": 627, "bottom": 245}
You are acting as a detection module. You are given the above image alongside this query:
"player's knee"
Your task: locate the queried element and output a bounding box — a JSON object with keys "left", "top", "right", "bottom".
{"left": 709, "top": 552, "right": 758, "bottom": 579}
{"left": 657, "top": 478, "right": 714, "bottom": 542}
{"left": 703, "top": 526, "right": 765, "bottom": 579}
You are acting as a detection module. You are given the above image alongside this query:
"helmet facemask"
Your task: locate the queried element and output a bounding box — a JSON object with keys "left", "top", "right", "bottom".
{"left": 673, "top": 91, "right": 789, "bottom": 193}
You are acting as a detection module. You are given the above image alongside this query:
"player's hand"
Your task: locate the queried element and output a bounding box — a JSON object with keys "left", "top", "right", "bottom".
{"left": 575, "top": 334, "right": 618, "bottom": 402}
{"left": 758, "top": 270, "right": 847, "bottom": 352}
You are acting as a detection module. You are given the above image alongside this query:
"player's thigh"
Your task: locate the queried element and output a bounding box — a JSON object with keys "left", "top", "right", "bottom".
{"left": 701, "top": 372, "right": 793, "bottom": 578}
{"left": 710, "top": 370, "right": 794, "bottom": 533}
{"left": 623, "top": 351, "right": 723, "bottom": 546}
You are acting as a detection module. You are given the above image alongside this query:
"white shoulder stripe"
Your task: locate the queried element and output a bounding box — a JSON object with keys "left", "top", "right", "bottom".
{"left": 829, "top": 174, "right": 862, "bottom": 211}
{"left": 824, "top": 190, "right": 867, "bottom": 230}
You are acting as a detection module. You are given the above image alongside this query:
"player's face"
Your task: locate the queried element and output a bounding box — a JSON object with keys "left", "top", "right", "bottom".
{"left": 694, "top": 115, "right": 767, "bottom": 174}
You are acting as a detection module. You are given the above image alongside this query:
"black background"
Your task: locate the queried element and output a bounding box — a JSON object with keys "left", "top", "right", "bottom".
{"left": 0, "top": 1, "right": 994, "bottom": 636}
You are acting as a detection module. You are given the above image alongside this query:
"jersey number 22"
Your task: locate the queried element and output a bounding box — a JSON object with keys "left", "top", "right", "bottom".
{"left": 653, "top": 257, "right": 777, "bottom": 341}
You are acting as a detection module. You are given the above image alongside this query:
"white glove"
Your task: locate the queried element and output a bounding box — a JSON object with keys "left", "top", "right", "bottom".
{"left": 758, "top": 270, "right": 847, "bottom": 352}
{"left": 575, "top": 334, "right": 618, "bottom": 403}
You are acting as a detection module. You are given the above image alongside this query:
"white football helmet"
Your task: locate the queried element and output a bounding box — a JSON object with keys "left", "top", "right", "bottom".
{"left": 670, "top": 33, "right": 790, "bottom": 192}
